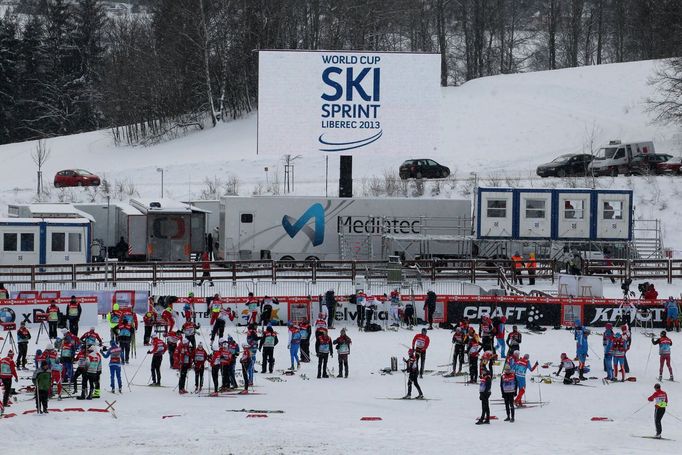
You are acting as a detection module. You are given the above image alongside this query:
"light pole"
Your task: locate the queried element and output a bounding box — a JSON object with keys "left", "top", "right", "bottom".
{"left": 470, "top": 171, "right": 478, "bottom": 235}
{"left": 105, "top": 196, "right": 111, "bottom": 261}
{"left": 156, "top": 168, "right": 164, "bottom": 198}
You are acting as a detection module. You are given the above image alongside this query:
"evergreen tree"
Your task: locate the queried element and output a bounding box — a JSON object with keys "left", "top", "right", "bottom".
{"left": 0, "top": 15, "right": 20, "bottom": 143}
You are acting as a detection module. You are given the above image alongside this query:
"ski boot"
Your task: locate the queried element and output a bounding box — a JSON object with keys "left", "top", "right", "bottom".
{"left": 510, "top": 417, "right": 515, "bottom": 423}
{"left": 92, "top": 388, "right": 100, "bottom": 399}
{"left": 415, "top": 394, "right": 424, "bottom": 400}
{"left": 111, "top": 388, "right": 115, "bottom": 394}
{"left": 504, "top": 416, "right": 511, "bottom": 422}
{"left": 658, "top": 375, "right": 663, "bottom": 381}
{"left": 179, "top": 389, "right": 188, "bottom": 395}
{"left": 86, "top": 391, "right": 93, "bottom": 400}
{"left": 670, "top": 375, "right": 674, "bottom": 381}
{"left": 579, "top": 368, "right": 587, "bottom": 381}
{"left": 402, "top": 394, "right": 411, "bottom": 399}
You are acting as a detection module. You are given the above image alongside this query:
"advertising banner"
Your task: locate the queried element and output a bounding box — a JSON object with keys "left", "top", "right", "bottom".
{"left": 258, "top": 50, "right": 440, "bottom": 155}
{"left": 0, "top": 296, "right": 98, "bottom": 327}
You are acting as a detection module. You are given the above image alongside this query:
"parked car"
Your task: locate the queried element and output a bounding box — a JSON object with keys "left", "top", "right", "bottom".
{"left": 588, "top": 140, "right": 654, "bottom": 176}
{"left": 399, "top": 159, "right": 450, "bottom": 179}
{"left": 536, "top": 154, "right": 593, "bottom": 177}
{"left": 629, "top": 154, "right": 672, "bottom": 175}
{"left": 657, "top": 156, "right": 682, "bottom": 175}
{"left": 54, "top": 169, "right": 101, "bottom": 187}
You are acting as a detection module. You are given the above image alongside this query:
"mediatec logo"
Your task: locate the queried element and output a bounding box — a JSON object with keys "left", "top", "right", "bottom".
{"left": 282, "top": 203, "right": 325, "bottom": 246}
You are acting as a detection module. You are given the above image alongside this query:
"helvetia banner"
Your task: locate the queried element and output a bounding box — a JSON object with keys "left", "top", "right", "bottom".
{"left": 257, "top": 50, "right": 441, "bottom": 154}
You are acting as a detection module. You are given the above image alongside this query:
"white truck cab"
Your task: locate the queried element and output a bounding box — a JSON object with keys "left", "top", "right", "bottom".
{"left": 588, "top": 140, "right": 654, "bottom": 176}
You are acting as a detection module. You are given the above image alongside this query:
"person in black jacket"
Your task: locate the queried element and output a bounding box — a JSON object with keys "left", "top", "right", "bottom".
{"left": 477, "top": 361, "right": 492, "bottom": 424}
{"left": 403, "top": 349, "right": 423, "bottom": 399}
{"left": 325, "top": 290, "right": 337, "bottom": 329}
{"left": 500, "top": 364, "right": 518, "bottom": 422}
{"left": 258, "top": 325, "right": 279, "bottom": 374}
{"left": 260, "top": 296, "right": 276, "bottom": 327}
{"left": 424, "top": 290, "right": 437, "bottom": 330}
{"left": 66, "top": 295, "right": 82, "bottom": 336}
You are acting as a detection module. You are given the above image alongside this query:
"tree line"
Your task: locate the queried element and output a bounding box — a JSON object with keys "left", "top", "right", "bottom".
{"left": 0, "top": 0, "right": 681, "bottom": 146}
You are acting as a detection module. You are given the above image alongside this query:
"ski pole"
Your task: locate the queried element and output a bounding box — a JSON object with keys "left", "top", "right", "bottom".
{"left": 121, "top": 363, "right": 132, "bottom": 392}
{"left": 127, "top": 351, "right": 149, "bottom": 386}
{"left": 665, "top": 410, "right": 682, "bottom": 422}
{"left": 644, "top": 341, "right": 654, "bottom": 376}
{"left": 588, "top": 345, "right": 602, "bottom": 360}
{"left": 538, "top": 377, "right": 543, "bottom": 408}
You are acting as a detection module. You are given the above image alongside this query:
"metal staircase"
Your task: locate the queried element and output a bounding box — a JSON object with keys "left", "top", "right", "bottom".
{"left": 632, "top": 219, "right": 664, "bottom": 259}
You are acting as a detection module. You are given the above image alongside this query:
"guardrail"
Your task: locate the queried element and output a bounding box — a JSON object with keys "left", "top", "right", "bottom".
{"left": 0, "top": 258, "right": 679, "bottom": 288}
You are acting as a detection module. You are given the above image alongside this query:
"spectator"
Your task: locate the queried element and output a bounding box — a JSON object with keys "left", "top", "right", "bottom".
{"left": 115, "top": 237, "right": 129, "bottom": 262}
{"left": 644, "top": 283, "right": 659, "bottom": 301}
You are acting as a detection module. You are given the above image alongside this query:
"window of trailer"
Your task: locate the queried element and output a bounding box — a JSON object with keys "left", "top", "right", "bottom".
{"left": 603, "top": 201, "right": 623, "bottom": 220}
{"left": 52, "top": 232, "right": 66, "bottom": 252}
{"left": 68, "top": 233, "right": 82, "bottom": 252}
{"left": 3, "top": 233, "right": 17, "bottom": 251}
{"left": 486, "top": 200, "right": 507, "bottom": 218}
{"left": 525, "top": 199, "right": 546, "bottom": 219}
{"left": 563, "top": 200, "right": 584, "bottom": 219}
{"left": 20, "top": 233, "right": 34, "bottom": 252}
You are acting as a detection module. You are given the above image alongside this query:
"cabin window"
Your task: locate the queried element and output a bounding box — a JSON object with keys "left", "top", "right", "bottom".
{"left": 20, "top": 233, "right": 34, "bottom": 252}
{"left": 3, "top": 233, "right": 17, "bottom": 251}
{"left": 68, "top": 233, "right": 82, "bottom": 252}
{"left": 52, "top": 232, "right": 66, "bottom": 252}
{"left": 240, "top": 214, "right": 253, "bottom": 223}
{"left": 525, "top": 199, "right": 546, "bottom": 219}
{"left": 486, "top": 200, "right": 507, "bottom": 218}
{"left": 603, "top": 201, "right": 623, "bottom": 220}
{"left": 564, "top": 200, "right": 584, "bottom": 219}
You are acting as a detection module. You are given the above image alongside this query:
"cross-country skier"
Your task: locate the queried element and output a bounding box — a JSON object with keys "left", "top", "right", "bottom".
{"left": 17, "top": 321, "right": 31, "bottom": 370}
{"left": 500, "top": 364, "right": 517, "bottom": 422}
{"left": 210, "top": 346, "right": 222, "bottom": 395}
{"left": 107, "top": 303, "right": 122, "bottom": 341}
{"left": 288, "top": 322, "right": 302, "bottom": 370}
{"left": 652, "top": 331, "right": 673, "bottom": 381}
{"left": 513, "top": 353, "right": 538, "bottom": 405}
{"left": 621, "top": 324, "right": 632, "bottom": 373}
{"left": 101, "top": 340, "right": 123, "bottom": 394}
{"left": 260, "top": 296, "right": 275, "bottom": 327}
{"left": 480, "top": 315, "right": 494, "bottom": 353}
{"left": 467, "top": 329, "right": 482, "bottom": 383}
{"left": 117, "top": 318, "right": 133, "bottom": 364}
{"left": 225, "top": 336, "right": 239, "bottom": 388}
{"left": 412, "top": 328, "right": 430, "bottom": 378}
{"left": 211, "top": 305, "right": 230, "bottom": 344}
{"left": 177, "top": 339, "right": 193, "bottom": 394}
{"left": 46, "top": 300, "right": 60, "bottom": 340}
{"left": 403, "top": 349, "right": 423, "bottom": 399}
{"left": 193, "top": 342, "right": 206, "bottom": 393}
{"left": 424, "top": 290, "right": 437, "bottom": 330}
{"left": 389, "top": 289, "right": 402, "bottom": 327}
{"left": 80, "top": 327, "right": 103, "bottom": 347}
{"left": 315, "top": 327, "right": 333, "bottom": 378}
{"left": 611, "top": 332, "right": 627, "bottom": 382}
{"left": 182, "top": 319, "right": 198, "bottom": 349}
{"left": 647, "top": 383, "right": 668, "bottom": 439}
{"left": 259, "top": 325, "right": 278, "bottom": 374}
{"left": 403, "top": 299, "right": 415, "bottom": 329}
{"left": 476, "top": 358, "right": 492, "bottom": 424}
{"left": 0, "top": 350, "right": 18, "bottom": 407}
{"left": 495, "top": 316, "right": 507, "bottom": 358}
{"left": 506, "top": 325, "right": 522, "bottom": 354}
{"left": 143, "top": 305, "right": 157, "bottom": 346}
{"left": 166, "top": 330, "right": 180, "bottom": 368}
{"left": 66, "top": 295, "right": 82, "bottom": 336}
{"left": 314, "top": 312, "right": 328, "bottom": 339}
{"left": 603, "top": 323, "right": 614, "bottom": 380}
{"left": 664, "top": 297, "right": 679, "bottom": 332}
{"left": 246, "top": 324, "right": 260, "bottom": 386}
{"left": 555, "top": 353, "right": 577, "bottom": 384}
{"left": 451, "top": 324, "right": 467, "bottom": 375}
{"left": 161, "top": 306, "right": 175, "bottom": 333}
{"left": 333, "top": 328, "right": 352, "bottom": 378}
{"left": 148, "top": 334, "right": 167, "bottom": 386}
{"left": 32, "top": 362, "right": 51, "bottom": 414}
{"left": 573, "top": 321, "right": 590, "bottom": 380}
{"left": 72, "top": 345, "right": 88, "bottom": 394}
{"left": 299, "top": 319, "right": 312, "bottom": 363}
{"left": 239, "top": 344, "right": 252, "bottom": 393}
{"left": 246, "top": 292, "right": 259, "bottom": 326}
{"left": 85, "top": 345, "right": 102, "bottom": 399}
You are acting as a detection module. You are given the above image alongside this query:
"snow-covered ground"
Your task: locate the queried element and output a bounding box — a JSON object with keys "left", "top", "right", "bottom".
{"left": 3, "top": 306, "right": 681, "bottom": 455}
{"left": 1, "top": 59, "right": 682, "bottom": 252}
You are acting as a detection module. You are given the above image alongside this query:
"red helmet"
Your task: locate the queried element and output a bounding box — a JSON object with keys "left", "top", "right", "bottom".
{"left": 500, "top": 316, "right": 507, "bottom": 323}
{"left": 621, "top": 325, "right": 628, "bottom": 331}
{"left": 560, "top": 352, "right": 567, "bottom": 358}
{"left": 605, "top": 323, "right": 613, "bottom": 329}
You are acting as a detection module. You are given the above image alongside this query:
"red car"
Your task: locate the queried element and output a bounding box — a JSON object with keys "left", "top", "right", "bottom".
{"left": 657, "top": 156, "right": 682, "bottom": 175}
{"left": 54, "top": 169, "right": 101, "bottom": 187}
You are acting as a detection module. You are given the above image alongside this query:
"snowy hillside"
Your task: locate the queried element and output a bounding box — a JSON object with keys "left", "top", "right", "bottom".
{"left": 1, "top": 59, "right": 681, "bottom": 249}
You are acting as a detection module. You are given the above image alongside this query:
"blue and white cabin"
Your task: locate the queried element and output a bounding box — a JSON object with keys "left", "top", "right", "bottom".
{"left": 516, "top": 189, "right": 552, "bottom": 239}
{"left": 555, "top": 190, "right": 592, "bottom": 240}
{"left": 0, "top": 218, "right": 91, "bottom": 265}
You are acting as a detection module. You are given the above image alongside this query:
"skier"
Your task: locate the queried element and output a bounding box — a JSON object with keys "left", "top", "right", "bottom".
{"left": 17, "top": 321, "right": 31, "bottom": 370}
{"left": 412, "top": 328, "right": 430, "bottom": 378}
{"left": 647, "top": 383, "right": 668, "bottom": 439}
{"left": 621, "top": 324, "right": 632, "bottom": 373}
{"left": 166, "top": 329, "right": 180, "bottom": 368}
{"left": 66, "top": 295, "right": 82, "bottom": 336}
{"left": 403, "top": 298, "right": 415, "bottom": 329}
{"left": 177, "top": 339, "right": 193, "bottom": 394}
{"left": 161, "top": 306, "right": 175, "bottom": 333}
{"left": 239, "top": 344, "right": 252, "bottom": 393}
{"left": 258, "top": 325, "right": 278, "bottom": 374}
{"left": 652, "top": 331, "right": 673, "bottom": 381}
{"left": 611, "top": 332, "right": 627, "bottom": 382}
{"left": 495, "top": 316, "right": 507, "bottom": 358}
{"left": 117, "top": 318, "right": 133, "bottom": 364}
{"left": 246, "top": 292, "right": 259, "bottom": 326}
{"left": 32, "top": 362, "right": 51, "bottom": 414}
{"left": 46, "top": 300, "right": 60, "bottom": 340}
{"left": 298, "top": 319, "right": 312, "bottom": 363}
{"left": 664, "top": 297, "right": 679, "bottom": 332}
{"left": 72, "top": 345, "right": 88, "bottom": 395}
{"left": 476, "top": 357, "right": 492, "bottom": 424}
{"left": 506, "top": 325, "right": 522, "bottom": 354}
{"left": 101, "top": 340, "right": 123, "bottom": 394}
{"left": 424, "top": 290, "right": 437, "bottom": 330}
{"left": 80, "top": 327, "right": 103, "bottom": 347}
{"left": 513, "top": 353, "right": 538, "bottom": 405}
{"left": 260, "top": 296, "right": 275, "bottom": 327}
{"left": 193, "top": 342, "right": 206, "bottom": 393}
{"left": 0, "top": 350, "right": 18, "bottom": 407}
{"left": 314, "top": 312, "right": 328, "bottom": 339}
{"left": 209, "top": 294, "right": 222, "bottom": 327}
{"left": 148, "top": 334, "right": 167, "bottom": 386}
{"left": 209, "top": 346, "right": 222, "bottom": 395}
{"left": 603, "top": 323, "right": 614, "bottom": 380}
{"left": 355, "top": 291, "right": 366, "bottom": 329}
{"left": 107, "top": 303, "right": 123, "bottom": 342}
{"left": 211, "top": 304, "right": 229, "bottom": 343}
{"left": 196, "top": 250, "right": 214, "bottom": 286}
{"left": 325, "top": 289, "right": 337, "bottom": 329}
{"left": 451, "top": 324, "right": 466, "bottom": 375}
{"left": 467, "top": 329, "right": 482, "bottom": 383}
{"left": 288, "top": 323, "right": 302, "bottom": 371}
{"left": 85, "top": 345, "right": 102, "bottom": 399}
{"left": 143, "top": 306, "right": 157, "bottom": 346}
{"left": 403, "top": 349, "right": 423, "bottom": 399}
{"left": 182, "top": 319, "right": 198, "bottom": 349}
{"left": 315, "top": 327, "right": 333, "bottom": 379}
{"left": 574, "top": 321, "right": 590, "bottom": 380}
{"left": 333, "top": 328, "right": 352, "bottom": 378}
{"left": 225, "top": 336, "right": 239, "bottom": 388}
{"left": 218, "top": 339, "right": 234, "bottom": 391}
{"left": 480, "top": 315, "right": 494, "bottom": 353}
{"left": 555, "top": 353, "right": 577, "bottom": 384}
{"left": 245, "top": 324, "right": 260, "bottom": 386}
{"left": 389, "top": 289, "right": 402, "bottom": 327}
{"left": 60, "top": 332, "right": 75, "bottom": 384}
{"left": 500, "top": 364, "right": 517, "bottom": 422}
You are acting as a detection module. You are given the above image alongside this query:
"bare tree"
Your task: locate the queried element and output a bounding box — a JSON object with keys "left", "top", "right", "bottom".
{"left": 648, "top": 58, "right": 682, "bottom": 126}
{"left": 32, "top": 139, "right": 50, "bottom": 200}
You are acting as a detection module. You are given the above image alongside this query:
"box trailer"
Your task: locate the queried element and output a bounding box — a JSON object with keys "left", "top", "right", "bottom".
{"left": 218, "top": 196, "right": 471, "bottom": 261}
